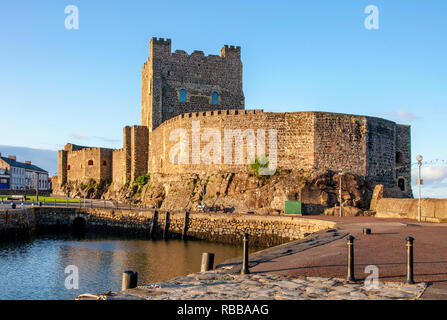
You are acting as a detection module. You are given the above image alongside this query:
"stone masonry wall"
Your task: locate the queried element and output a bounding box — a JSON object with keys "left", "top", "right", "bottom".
{"left": 0, "top": 208, "right": 36, "bottom": 240}
{"left": 148, "top": 110, "right": 315, "bottom": 175}
{"left": 0, "top": 208, "right": 335, "bottom": 247}
{"left": 395, "top": 124, "right": 412, "bottom": 197}
{"left": 112, "top": 148, "right": 126, "bottom": 186}
{"left": 65, "top": 146, "right": 113, "bottom": 182}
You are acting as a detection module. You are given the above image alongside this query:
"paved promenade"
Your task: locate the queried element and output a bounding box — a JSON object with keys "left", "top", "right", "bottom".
{"left": 115, "top": 271, "right": 426, "bottom": 300}
{"left": 93, "top": 215, "right": 447, "bottom": 300}
{"left": 249, "top": 216, "right": 447, "bottom": 285}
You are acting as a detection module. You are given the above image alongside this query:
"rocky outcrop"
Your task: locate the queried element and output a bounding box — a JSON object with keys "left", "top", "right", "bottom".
{"left": 53, "top": 169, "right": 407, "bottom": 215}
{"left": 101, "top": 169, "right": 383, "bottom": 215}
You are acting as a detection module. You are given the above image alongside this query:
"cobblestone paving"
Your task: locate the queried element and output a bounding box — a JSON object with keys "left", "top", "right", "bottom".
{"left": 118, "top": 270, "right": 427, "bottom": 300}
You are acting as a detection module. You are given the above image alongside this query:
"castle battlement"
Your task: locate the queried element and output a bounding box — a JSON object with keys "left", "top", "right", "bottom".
{"left": 157, "top": 109, "right": 264, "bottom": 128}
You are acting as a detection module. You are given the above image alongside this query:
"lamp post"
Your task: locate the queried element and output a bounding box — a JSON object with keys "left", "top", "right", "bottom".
{"left": 339, "top": 170, "right": 343, "bottom": 217}
{"left": 35, "top": 171, "right": 39, "bottom": 203}
{"left": 416, "top": 155, "right": 423, "bottom": 222}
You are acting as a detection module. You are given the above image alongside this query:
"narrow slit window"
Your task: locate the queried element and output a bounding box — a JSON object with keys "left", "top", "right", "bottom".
{"left": 212, "top": 91, "right": 219, "bottom": 105}
{"left": 179, "top": 89, "right": 187, "bottom": 102}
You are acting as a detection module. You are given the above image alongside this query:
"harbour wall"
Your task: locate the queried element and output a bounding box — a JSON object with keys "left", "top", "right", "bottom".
{"left": 0, "top": 208, "right": 335, "bottom": 247}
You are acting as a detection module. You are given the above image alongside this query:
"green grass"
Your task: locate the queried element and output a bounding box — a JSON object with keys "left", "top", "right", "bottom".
{"left": 0, "top": 196, "right": 82, "bottom": 203}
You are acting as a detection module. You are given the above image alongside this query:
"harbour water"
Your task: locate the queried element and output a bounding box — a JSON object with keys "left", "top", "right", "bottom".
{"left": 0, "top": 234, "right": 247, "bottom": 300}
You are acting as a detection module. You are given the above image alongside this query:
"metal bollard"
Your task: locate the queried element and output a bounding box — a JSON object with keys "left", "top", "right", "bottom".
{"left": 363, "top": 228, "right": 371, "bottom": 235}
{"left": 405, "top": 236, "right": 415, "bottom": 284}
{"left": 347, "top": 235, "right": 356, "bottom": 282}
{"left": 241, "top": 233, "right": 250, "bottom": 275}
{"left": 121, "top": 270, "right": 138, "bottom": 291}
{"left": 200, "top": 253, "right": 215, "bottom": 272}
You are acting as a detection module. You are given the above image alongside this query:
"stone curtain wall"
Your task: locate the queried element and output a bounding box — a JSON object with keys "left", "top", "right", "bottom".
{"left": 365, "top": 117, "right": 400, "bottom": 187}
{"left": 0, "top": 208, "right": 335, "bottom": 246}
{"left": 395, "top": 125, "right": 412, "bottom": 197}
{"left": 142, "top": 38, "right": 245, "bottom": 131}
{"left": 147, "top": 110, "right": 409, "bottom": 184}
{"left": 148, "top": 110, "right": 316, "bottom": 174}
{"left": 112, "top": 148, "right": 126, "bottom": 186}
{"left": 313, "top": 113, "right": 367, "bottom": 175}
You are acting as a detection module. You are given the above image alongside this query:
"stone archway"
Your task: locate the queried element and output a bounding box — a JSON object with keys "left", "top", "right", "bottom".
{"left": 72, "top": 217, "right": 86, "bottom": 237}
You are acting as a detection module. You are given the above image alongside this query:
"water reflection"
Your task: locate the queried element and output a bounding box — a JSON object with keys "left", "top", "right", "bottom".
{"left": 0, "top": 235, "right": 246, "bottom": 300}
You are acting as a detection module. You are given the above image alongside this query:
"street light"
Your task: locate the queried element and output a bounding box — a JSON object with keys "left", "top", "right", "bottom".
{"left": 339, "top": 170, "right": 343, "bottom": 217}
{"left": 416, "top": 155, "right": 423, "bottom": 222}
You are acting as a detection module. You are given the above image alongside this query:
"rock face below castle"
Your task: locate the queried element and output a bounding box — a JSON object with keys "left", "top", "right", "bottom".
{"left": 54, "top": 37, "right": 412, "bottom": 211}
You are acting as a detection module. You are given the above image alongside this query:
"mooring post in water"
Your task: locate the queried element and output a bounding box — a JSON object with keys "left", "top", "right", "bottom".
{"left": 241, "top": 233, "right": 250, "bottom": 275}
{"left": 54, "top": 199, "right": 56, "bottom": 208}
{"left": 121, "top": 270, "right": 138, "bottom": 291}
{"left": 66, "top": 199, "right": 68, "bottom": 208}
{"left": 347, "top": 235, "right": 356, "bottom": 282}
{"left": 182, "top": 212, "right": 189, "bottom": 240}
{"left": 150, "top": 211, "right": 158, "bottom": 238}
{"left": 201, "top": 253, "right": 215, "bottom": 272}
{"left": 163, "top": 211, "right": 170, "bottom": 239}
{"left": 405, "top": 236, "right": 415, "bottom": 284}
{"left": 90, "top": 200, "right": 93, "bottom": 209}
{"left": 104, "top": 199, "right": 106, "bottom": 209}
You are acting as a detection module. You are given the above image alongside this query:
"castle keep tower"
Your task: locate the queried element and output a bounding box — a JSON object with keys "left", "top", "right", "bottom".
{"left": 141, "top": 37, "right": 245, "bottom": 131}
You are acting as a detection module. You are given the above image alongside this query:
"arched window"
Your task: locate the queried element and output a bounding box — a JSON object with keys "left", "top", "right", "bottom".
{"left": 67, "top": 165, "right": 71, "bottom": 170}
{"left": 396, "top": 151, "right": 404, "bottom": 164}
{"left": 212, "top": 91, "right": 219, "bottom": 105}
{"left": 102, "top": 161, "right": 107, "bottom": 166}
{"left": 179, "top": 89, "right": 187, "bottom": 102}
{"left": 398, "top": 178, "right": 405, "bottom": 191}
{"left": 87, "top": 160, "right": 94, "bottom": 166}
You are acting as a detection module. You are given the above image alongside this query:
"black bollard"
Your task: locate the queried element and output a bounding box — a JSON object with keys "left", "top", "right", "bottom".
{"left": 363, "top": 228, "right": 371, "bottom": 235}
{"left": 241, "top": 233, "right": 250, "bottom": 275}
{"left": 200, "top": 253, "right": 215, "bottom": 272}
{"left": 346, "top": 235, "right": 356, "bottom": 282}
{"left": 121, "top": 270, "right": 138, "bottom": 291}
{"left": 405, "top": 236, "right": 415, "bottom": 284}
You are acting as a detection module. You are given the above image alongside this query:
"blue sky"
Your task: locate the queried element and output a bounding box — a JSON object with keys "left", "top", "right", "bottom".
{"left": 0, "top": 1, "right": 446, "bottom": 196}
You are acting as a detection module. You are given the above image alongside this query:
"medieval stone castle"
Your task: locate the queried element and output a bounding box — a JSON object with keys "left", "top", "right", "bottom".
{"left": 56, "top": 37, "right": 412, "bottom": 197}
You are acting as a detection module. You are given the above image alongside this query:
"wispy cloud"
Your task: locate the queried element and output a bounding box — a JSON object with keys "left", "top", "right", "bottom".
{"left": 411, "top": 166, "right": 447, "bottom": 198}
{"left": 385, "top": 109, "right": 419, "bottom": 123}
{"left": 71, "top": 133, "right": 89, "bottom": 140}
{"left": 70, "top": 133, "right": 119, "bottom": 144}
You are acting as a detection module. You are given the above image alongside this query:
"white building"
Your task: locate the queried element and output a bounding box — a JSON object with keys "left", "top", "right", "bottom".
{"left": 0, "top": 153, "right": 49, "bottom": 190}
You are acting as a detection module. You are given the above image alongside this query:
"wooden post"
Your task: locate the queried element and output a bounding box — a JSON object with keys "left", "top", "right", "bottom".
{"left": 182, "top": 212, "right": 189, "bottom": 240}
{"left": 121, "top": 271, "right": 138, "bottom": 291}
{"left": 163, "top": 212, "right": 170, "bottom": 240}
{"left": 66, "top": 199, "right": 69, "bottom": 208}
{"left": 200, "top": 253, "right": 215, "bottom": 272}
{"left": 241, "top": 233, "right": 250, "bottom": 275}
{"left": 150, "top": 211, "right": 158, "bottom": 238}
